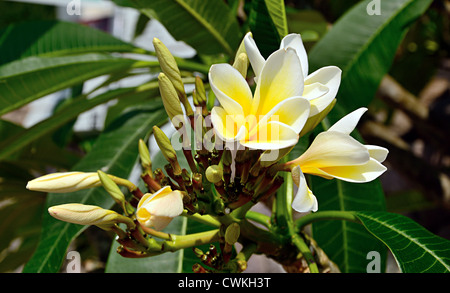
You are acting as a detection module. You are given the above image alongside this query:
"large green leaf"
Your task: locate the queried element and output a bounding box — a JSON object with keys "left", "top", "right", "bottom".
{"left": 126, "top": 0, "right": 241, "bottom": 56}
{"left": 308, "top": 0, "right": 433, "bottom": 113}
{"left": 0, "top": 20, "right": 140, "bottom": 66}
{"left": 0, "top": 54, "right": 138, "bottom": 116}
{"left": 23, "top": 104, "right": 167, "bottom": 273}
{"left": 0, "top": 83, "right": 160, "bottom": 161}
{"left": 263, "top": 0, "right": 288, "bottom": 39}
{"left": 309, "top": 177, "right": 387, "bottom": 273}
{"left": 248, "top": 0, "right": 281, "bottom": 59}
{"left": 355, "top": 211, "right": 450, "bottom": 273}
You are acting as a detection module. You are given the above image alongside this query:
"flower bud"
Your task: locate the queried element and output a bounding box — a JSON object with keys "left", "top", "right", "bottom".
{"left": 158, "top": 73, "right": 185, "bottom": 129}
{"left": 26, "top": 172, "right": 101, "bottom": 193}
{"left": 232, "top": 52, "right": 248, "bottom": 78}
{"left": 153, "top": 126, "right": 182, "bottom": 175}
{"left": 136, "top": 186, "right": 184, "bottom": 231}
{"left": 194, "top": 76, "right": 207, "bottom": 105}
{"left": 48, "top": 204, "right": 135, "bottom": 230}
{"left": 153, "top": 38, "right": 193, "bottom": 116}
{"left": 205, "top": 165, "right": 223, "bottom": 184}
{"left": 138, "top": 139, "right": 152, "bottom": 171}
{"left": 97, "top": 170, "right": 133, "bottom": 215}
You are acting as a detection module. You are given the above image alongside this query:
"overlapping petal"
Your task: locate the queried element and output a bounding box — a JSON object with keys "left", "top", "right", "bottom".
{"left": 252, "top": 48, "right": 304, "bottom": 117}
{"left": 291, "top": 166, "right": 318, "bottom": 213}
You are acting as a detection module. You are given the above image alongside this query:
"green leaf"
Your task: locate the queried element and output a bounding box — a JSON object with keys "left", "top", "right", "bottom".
{"left": 0, "top": 84, "right": 160, "bottom": 161}
{"left": 354, "top": 211, "right": 450, "bottom": 273}
{"left": 126, "top": 0, "right": 241, "bottom": 55}
{"left": 309, "top": 178, "right": 387, "bottom": 273}
{"left": 263, "top": 0, "right": 288, "bottom": 39}
{"left": 248, "top": 0, "right": 281, "bottom": 58}
{"left": 0, "top": 20, "right": 140, "bottom": 66}
{"left": 308, "top": 0, "right": 433, "bottom": 113}
{"left": 0, "top": 54, "right": 138, "bottom": 116}
{"left": 23, "top": 104, "right": 167, "bottom": 273}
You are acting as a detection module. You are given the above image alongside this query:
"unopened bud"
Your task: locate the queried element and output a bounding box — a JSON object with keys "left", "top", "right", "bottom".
{"left": 158, "top": 73, "right": 185, "bottom": 129}
{"left": 97, "top": 170, "right": 133, "bottom": 215}
{"left": 153, "top": 126, "right": 181, "bottom": 175}
{"left": 194, "top": 76, "right": 207, "bottom": 105}
{"left": 205, "top": 165, "right": 223, "bottom": 184}
{"left": 26, "top": 172, "right": 101, "bottom": 193}
{"left": 48, "top": 204, "right": 135, "bottom": 230}
{"left": 138, "top": 139, "right": 152, "bottom": 171}
{"left": 233, "top": 52, "right": 248, "bottom": 78}
{"left": 153, "top": 38, "right": 193, "bottom": 116}
{"left": 136, "top": 186, "right": 184, "bottom": 231}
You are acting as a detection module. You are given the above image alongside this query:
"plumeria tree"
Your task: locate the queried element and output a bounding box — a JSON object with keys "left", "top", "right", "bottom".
{"left": 1, "top": 0, "right": 449, "bottom": 273}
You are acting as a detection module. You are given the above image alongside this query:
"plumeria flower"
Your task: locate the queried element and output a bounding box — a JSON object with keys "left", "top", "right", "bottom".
{"left": 210, "top": 45, "right": 310, "bottom": 150}
{"left": 244, "top": 32, "right": 342, "bottom": 119}
{"left": 287, "top": 107, "right": 388, "bottom": 213}
{"left": 136, "top": 186, "right": 184, "bottom": 231}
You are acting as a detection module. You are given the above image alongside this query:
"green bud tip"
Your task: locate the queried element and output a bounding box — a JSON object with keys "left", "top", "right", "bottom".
{"left": 138, "top": 139, "right": 152, "bottom": 170}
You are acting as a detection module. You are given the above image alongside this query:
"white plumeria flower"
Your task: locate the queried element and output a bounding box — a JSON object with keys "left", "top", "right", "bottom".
{"left": 244, "top": 32, "right": 342, "bottom": 117}
{"left": 136, "top": 186, "right": 184, "bottom": 231}
{"left": 26, "top": 172, "right": 101, "bottom": 193}
{"left": 209, "top": 41, "right": 310, "bottom": 150}
{"left": 289, "top": 107, "right": 389, "bottom": 213}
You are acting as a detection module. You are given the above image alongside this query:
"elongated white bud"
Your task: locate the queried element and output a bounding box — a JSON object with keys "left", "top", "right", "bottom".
{"left": 48, "top": 204, "right": 135, "bottom": 230}
{"left": 26, "top": 172, "right": 101, "bottom": 193}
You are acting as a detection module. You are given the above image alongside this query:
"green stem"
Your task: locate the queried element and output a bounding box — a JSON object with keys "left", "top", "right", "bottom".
{"left": 245, "top": 211, "right": 271, "bottom": 229}
{"left": 181, "top": 210, "right": 221, "bottom": 227}
{"left": 291, "top": 233, "right": 319, "bottom": 273}
{"left": 295, "top": 211, "right": 360, "bottom": 232}
{"left": 162, "top": 229, "right": 220, "bottom": 252}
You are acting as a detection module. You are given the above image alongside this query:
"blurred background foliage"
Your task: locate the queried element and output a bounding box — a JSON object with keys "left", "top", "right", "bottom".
{"left": 0, "top": 0, "right": 448, "bottom": 272}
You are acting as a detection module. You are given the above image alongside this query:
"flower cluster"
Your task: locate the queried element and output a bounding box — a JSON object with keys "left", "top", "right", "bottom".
{"left": 26, "top": 32, "right": 388, "bottom": 272}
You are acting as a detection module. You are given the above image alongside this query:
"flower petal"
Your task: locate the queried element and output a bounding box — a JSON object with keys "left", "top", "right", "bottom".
{"left": 253, "top": 96, "right": 310, "bottom": 134}
{"left": 211, "top": 106, "right": 246, "bottom": 142}
{"left": 304, "top": 66, "right": 342, "bottom": 116}
{"left": 298, "top": 131, "right": 370, "bottom": 168}
{"left": 280, "top": 33, "right": 308, "bottom": 78}
{"left": 252, "top": 47, "right": 304, "bottom": 116}
{"left": 244, "top": 32, "right": 265, "bottom": 79}
{"left": 328, "top": 107, "right": 367, "bottom": 135}
{"left": 291, "top": 166, "right": 318, "bottom": 213}
{"left": 141, "top": 189, "right": 184, "bottom": 218}
{"left": 303, "top": 82, "right": 330, "bottom": 116}
{"left": 241, "top": 121, "right": 299, "bottom": 150}
{"left": 318, "top": 158, "right": 387, "bottom": 183}
{"left": 366, "top": 145, "right": 389, "bottom": 163}
{"left": 209, "top": 64, "right": 253, "bottom": 116}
